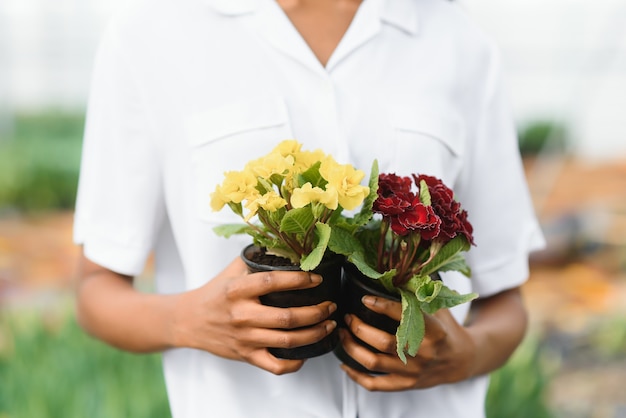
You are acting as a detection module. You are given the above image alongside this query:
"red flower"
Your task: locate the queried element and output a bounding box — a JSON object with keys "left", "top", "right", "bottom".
{"left": 378, "top": 173, "right": 412, "bottom": 196}
{"left": 394, "top": 200, "right": 441, "bottom": 239}
{"left": 374, "top": 193, "right": 412, "bottom": 216}
{"left": 413, "top": 174, "right": 475, "bottom": 245}
{"left": 370, "top": 172, "right": 474, "bottom": 286}
{"left": 374, "top": 173, "right": 415, "bottom": 220}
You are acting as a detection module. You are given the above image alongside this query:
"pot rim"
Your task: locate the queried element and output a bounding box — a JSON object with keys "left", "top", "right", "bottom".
{"left": 342, "top": 263, "right": 401, "bottom": 302}
{"left": 241, "top": 244, "right": 301, "bottom": 271}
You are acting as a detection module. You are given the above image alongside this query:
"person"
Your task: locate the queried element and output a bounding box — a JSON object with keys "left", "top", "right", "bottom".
{"left": 74, "top": 0, "right": 545, "bottom": 417}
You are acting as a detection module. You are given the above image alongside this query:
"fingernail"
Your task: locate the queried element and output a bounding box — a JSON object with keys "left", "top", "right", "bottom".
{"left": 344, "top": 314, "right": 352, "bottom": 326}
{"left": 326, "top": 320, "right": 337, "bottom": 332}
{"left": 362, "top": 295, "right": 375, "bottom": 306}
{"left": 309, "top": 273, "right": 322, "bottom": 284}
{"left": 328, "top": 303, "right": 337, "bottom": 314}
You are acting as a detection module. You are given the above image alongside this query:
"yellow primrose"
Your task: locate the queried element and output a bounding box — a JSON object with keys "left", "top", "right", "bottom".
{"left": 245, "top": 152, "right": 294, "bottom": 180}
{"left": 291, "top": 183, "right": 339, "bottom": 210}
{"left": 244, "top": 191, "right": 287, "bottom": 221}
{"left": 272, "top": 139, "right": 302, "bottom": 158}
{"left": 210, "top": 169, "right": 258, "bottom": 211}
{"left": 292, "top": 149, "right": 327, "bottom": 173}
{"left": 319, "top": 161, "right": 369, "bottom": 211}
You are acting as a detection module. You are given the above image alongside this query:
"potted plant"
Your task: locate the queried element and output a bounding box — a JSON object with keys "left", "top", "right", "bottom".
{"left": 332, "top": 172, "right": 478, "bottom": 371}
{"left": 210, "top": 139, "right": 374, "bottom": 359}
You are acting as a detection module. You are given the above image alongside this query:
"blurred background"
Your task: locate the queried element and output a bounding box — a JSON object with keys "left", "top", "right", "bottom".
{"left": 1, "top": 0, "right": 625, "bottom": 416}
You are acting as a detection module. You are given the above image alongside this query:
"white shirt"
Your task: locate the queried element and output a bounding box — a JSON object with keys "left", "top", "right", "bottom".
{"left": 74, "top": 0, "right": 545, "bottom": 416}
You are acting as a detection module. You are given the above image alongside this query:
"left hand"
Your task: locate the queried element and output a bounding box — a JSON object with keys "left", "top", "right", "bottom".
{"left": 339, "top": 295, "right": 477, "bottom": 391}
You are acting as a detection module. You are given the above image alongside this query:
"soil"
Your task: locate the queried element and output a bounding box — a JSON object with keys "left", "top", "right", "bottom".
{"left": 244, "top": 246, "right": 297, "bottom": 268}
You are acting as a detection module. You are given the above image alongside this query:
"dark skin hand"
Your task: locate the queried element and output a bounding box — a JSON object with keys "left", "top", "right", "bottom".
{"left": 339, "top": 288, "right": 528, "bottom": 391}
{"left": 76, "top": 252, "right": 337, "bottom": 375}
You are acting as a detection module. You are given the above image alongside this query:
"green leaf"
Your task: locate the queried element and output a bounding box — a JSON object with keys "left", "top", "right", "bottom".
{"left": 396, "top": 289, "right": 425, "bottom": 364}
{"left": 353, "top": 220, "right": 383, "bottom": 265}
{"left": 297, "top": 162, "right": 325, "bottom": 188}
{"left": 266, "top": 249, "right": 300, "bottom": 265}
{"left": 280, "top": 207, "right": 315, "bottom": 235}
{"left": 377, "top": 271, "right": 398, "bottom": 294}
{"left": 419, "top": 284, "right": 478, "bottom": 315}
{"left": 420, "top": 235, "right": 471, "bottom": 277}
{"left": 347, "top": 253, "right": 386, "bottom": 278}
{"left": 419, "top": 179, "right": 431, "bottom": 206}
{"left": 311, "top": 202, "right": 326, "bottom": 219}
{"left": 436, "top": 254, "right": 472, "bottom": 277}
{"left": 409, "top": 275, "right": 443, "bottom": 303}
{"left": 267, "top": 207, "right": 287, "bottom": 227}
{"left": 226, "top": 202, "right": 243, "bottom": 217}
{"left": 256, "top": 177, "right": 275, "bottom": 194}
{"left": 300, "top": 222, "right": 331, "bottom": 271}
{"left": 252, "top": 235, "right": 282, "bottom": 251}
{"left": 269, "top": 173, "right": 284, "bottom": 187}
{"left": 328, "top": 226, "right": 363, "bottom": 256}
{"left": 213, "top": 223, "right": 254, "bottom": 238}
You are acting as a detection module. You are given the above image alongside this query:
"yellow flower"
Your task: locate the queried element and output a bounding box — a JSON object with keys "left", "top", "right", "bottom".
{"left": 272, "top": 139, "right": 302, "bottom": 157}
{"left": 291, "top": 183, "right": 339, "bottom": 210}
{"left": 245, "top": 152, "right": 294, "bottom": 180}
{"left": 210, "top": 170, "right": 258, "bottom": 211}
{"left": 319, "top": 160, "right": 369, "bottom": 211}
{"left": 292, "top": 149, "right": 327, "bottom": 173}
{"left": 244, "top": 191, "right": 287, "bottom": 221}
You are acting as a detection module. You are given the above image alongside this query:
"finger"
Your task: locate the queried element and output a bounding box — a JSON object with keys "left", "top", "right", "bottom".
{"left": 339, "top": 329, "right": 399, "bottom": 374}
{"left": 361, "top": 295, "right": 402, "bottom": 322}
{"left": 246, "top": 349, "right": 305, "bottom": 375}
{"left": 340, "top": 329, "right": 422, "bottom": 376}
{"left": 233, "top": 301, "right": 337, "bottom": 329}
{"left": 227, "top": 270, "right": 323, "bottom": 299}
{"left": 242, "top": 319, "right": 337, "bottom": 349}
{"left": 344, "top": 314, "right": 396, "bottom": 354}
{"left": 341, "top": 365, "right": 418, "bottom": 392}
{"left": 223, "top": 257, "right": 250, "bottom": 276}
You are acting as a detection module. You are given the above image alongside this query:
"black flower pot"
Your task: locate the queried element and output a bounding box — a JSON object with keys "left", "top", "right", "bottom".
{"left": 333, "top": 262, "right": 401, "bottom": 374}
{"left": 241, "top": 244, "right": 343, "bottom": 360}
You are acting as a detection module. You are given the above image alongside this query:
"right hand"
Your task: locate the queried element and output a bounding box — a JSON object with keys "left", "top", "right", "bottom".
{"left": 172, "top": 257, "right": 337, "bottom": 375}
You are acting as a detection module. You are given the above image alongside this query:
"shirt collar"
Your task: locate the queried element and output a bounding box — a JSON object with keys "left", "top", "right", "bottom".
{"left": 205, "top": 0, "right": 420, "bottom": 36}
{"left": 204, "top": 0, "right": 257, "bottom": 15}
{"left": 380, "top": 0, "right": 420, "bottom": 36}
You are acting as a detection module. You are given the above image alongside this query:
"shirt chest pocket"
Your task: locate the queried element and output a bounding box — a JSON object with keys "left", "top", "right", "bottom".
{"left": 185, "top": 96, "right": 294, "bottom": 224}
{"left": 384, "top": 103, "right": 465, "bottom": 184}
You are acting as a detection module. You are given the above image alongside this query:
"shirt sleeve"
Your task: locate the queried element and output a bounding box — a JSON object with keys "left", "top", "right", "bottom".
{"left": 455, "top": 43, "right": 545, "bottom": 298}
{"left": 73, "top": 22, "right": 165, "bottom": 277}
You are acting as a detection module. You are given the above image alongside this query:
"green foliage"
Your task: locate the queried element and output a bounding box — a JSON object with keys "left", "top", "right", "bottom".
{"left": 0, "top": 310, "right": 171, "bottom": 418}
{"left": 299, "top": 222, "right": 331, "bottom": 271}
{"left": 486, "top": 335, "right": 555, "bottom": 418}
{"left": 280, "top": 207, "right": 315, "bottom": 235}
{"left": 397, "top": 288, "right": 425, "bottom": 363}
{"left": 345, "top": 228, "right": 477, "bottom": 362}
{"left": 518, "top": 120, "right": 569, "bottom": 157}
{"left": 0, "top": 111, "right": 84, "bottom": 212}
{"left": 420, "top": 235, "right": 472, "bottom": 277}
{"left": 212, "top": 223, "right": 254, "bottom": 238}
{"left": 393, "top": 274, "right": 476, "bottom": 363}
{"left": 589, "top": 316, "right": 626, "bottom": 358}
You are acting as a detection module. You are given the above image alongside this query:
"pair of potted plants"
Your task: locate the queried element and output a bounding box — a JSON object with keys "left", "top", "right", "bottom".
{"left": 210, "top": 140, "right": 476, "bottom": 368}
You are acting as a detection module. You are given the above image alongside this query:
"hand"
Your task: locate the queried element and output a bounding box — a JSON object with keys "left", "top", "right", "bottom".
{"left": 172, "top": 257, "right": 337, "bottom": 375}
{"left": 339, "top": 295, "right": 476, "bottom": 391}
